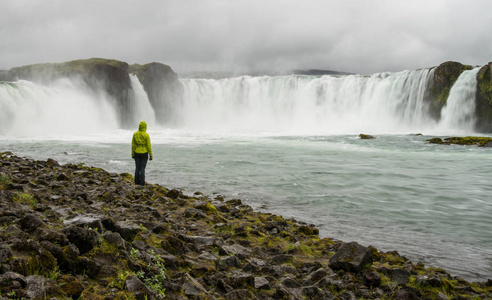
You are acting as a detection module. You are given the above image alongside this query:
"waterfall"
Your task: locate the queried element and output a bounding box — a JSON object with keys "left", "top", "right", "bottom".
{"left": 0, "top": 68, "right": 482, "bottom": 138}
{"left": 438, "top": 68, "right": 481, "bottom": 133}
{"left": 178, "top": 69, "right": 437, "bottom": 134}
{"left": 129, "top": 75, "right": 156, "bottom": 127}
{"left": 0, "top": 79, "right": 119, "bottom": 137}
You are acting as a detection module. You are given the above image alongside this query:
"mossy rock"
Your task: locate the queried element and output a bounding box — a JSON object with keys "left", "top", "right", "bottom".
{"left": 427, "top": 61, "right": 473, "bottom": 119}
{"left": 475, "top": 62, "right": 492, "bottom": 132}
{"left": 428, "top": 136, "right": 492, "bottom": 147}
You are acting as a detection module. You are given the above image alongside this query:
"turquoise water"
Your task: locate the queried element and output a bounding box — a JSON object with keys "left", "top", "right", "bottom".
{"left": 2, "top": 132, "right": 491, "bottom": 282}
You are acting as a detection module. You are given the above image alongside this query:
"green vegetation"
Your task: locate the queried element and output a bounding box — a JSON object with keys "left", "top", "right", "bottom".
{"left": 12, "top": 192, "right": 37, "bottom": 208}
{"left": 427, "top": 136, "right": 492, "bottom": 147}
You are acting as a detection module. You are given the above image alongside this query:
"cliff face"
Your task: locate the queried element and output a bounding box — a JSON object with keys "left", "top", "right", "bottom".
{"left": 427, "top": 61, "right": 473, "bottom": 120}
{"left": 129, "top": 63, "right": 183, "bottom": 125}
{"left": 0, "top": 58, "right": 134, "bottom": 127}
{"left": 0, "top": 59, "right": 183, "bottom": 128}
{"left": 475, "top": 62, "right": 492, "bottom": 132}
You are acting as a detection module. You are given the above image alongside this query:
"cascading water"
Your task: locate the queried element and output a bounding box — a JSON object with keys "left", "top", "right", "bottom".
{"left": 178, "top": 69, "right": 439, "bottom": 134}
{"left": 0, "top": 67, "right": 483, "bottom": 137}
{"left": 0, "top": 77, "right": 157, "bottom": 138}
{"left": 129, "top": 74, "right": 156, "bottom": 127}
{"left": 438, "top": 68, "right": 481, "bottom": 133}
{"left": 0, "top": 79, "right": 120, "bottom": 138}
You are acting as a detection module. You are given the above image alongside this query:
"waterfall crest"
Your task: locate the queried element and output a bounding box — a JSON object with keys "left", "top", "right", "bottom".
{"left": 178, "top": 69, "right": 438, "bottom": 134}
{"left": 0, "top": 68, "right": 482, "bottom": 137}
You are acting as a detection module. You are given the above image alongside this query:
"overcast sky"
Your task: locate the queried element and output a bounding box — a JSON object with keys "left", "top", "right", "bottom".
{"left": 1, "top": 0, "right": 491, "bottom": 75}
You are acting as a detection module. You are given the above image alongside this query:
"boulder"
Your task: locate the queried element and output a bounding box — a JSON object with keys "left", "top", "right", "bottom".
{"left": 18, "top": 214, "right": 46, "bottom": 232}
{"left": 328, "top": 241, "right": 373, "bottom": 272}
{"left": 182, "top": 273, "right": 208, "bottom": 297}
{"left": 62, "top": 226, "right": 100, "bottom": 254}
{"left": 126, "top": 275, "right": 164, "bottom": 300}
{"left": 25, "top": 275, "right": 64, "bottom": 299}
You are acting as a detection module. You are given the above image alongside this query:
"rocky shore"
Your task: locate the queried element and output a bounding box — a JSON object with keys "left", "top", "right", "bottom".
{"left": 0, "top": 152, "right": 491, "bottom": 299}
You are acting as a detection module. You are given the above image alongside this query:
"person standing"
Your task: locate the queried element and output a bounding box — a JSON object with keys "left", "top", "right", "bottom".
{"left": 132, "top": 121, "right": 153, "bottom": 186}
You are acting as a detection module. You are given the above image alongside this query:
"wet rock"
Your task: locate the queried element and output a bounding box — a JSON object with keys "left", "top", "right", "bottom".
{"left": 254, "top": 276, "right": 271, "bottom": 289}
{"left": 166, "top": 189, "right": 182, "bottom": 199}
{"left": 225, "top": 289, "right": 256, "bottom": 300}
{"left": 116, "top": 221, "right": 142, "bottom": 242}
{"left": 300, "top": 285, "right": 326, "bottom": 299}
{"left": 228, "top": 271, "right": 254, "bottom": 288}
{"left": 25, "top": 275, "right": 64, "bottom": 299}
{"left": 126, "top": 275, "right": 164, "bottom": 300}
{"left": 57, "top": 275, "right": 84, "bottom": 299}
{"left": 281, "top": 277, "right": 301, "bottom": 288}
{"left": 328, "top": 241, "right": 373, "bottom": 272}
{"left": 0, "top": 272, "right": 27, "bottom": 289}
{"left": 0, "top": 244, "right": 12, "bottom": 263}
{"left": 181, "top": 234, "right": 222, "bottom": 249}
{"left": 336, "top": 290, "right": 356, "bottom": 300}
{"left": 220, "top": 243, "right": 252, "bottom": 259}
{"left": 265, "top": 265, "right": 297, "bottom": 277}
{"left": 62, "top": 225, "right": 100, "bottom": 254}
{"left": 182, "top": 273, "right": 208, "bottom": 297}
{"left": 393, "top": 286, "right": 421, "bottom": 300}
{"left": 303, "top": 268, "right": 328, "bottom": 286}
{"left": 184, "top": 208, "right": 208, "bottom": 219}
{"left": 364, "top": 271, "right": 381, "bottom": 287}
{"left": 161, "top": 235, "right": 191, "bottom": 255}
{"left": 267, "top": 254, "right": 293, "bottom": 265}
{"left": 359, "top": 134, "right": 375, "bottom": 139}
{"left": 34, "top": 227, "right": 69, "bottom": 246}
{"left": 217, "top": 255, "right": 241, "bottom": 270}
{"left": 59, "top": 244, "right": 80, "bottom": 272}
{"left": 102, "top": 231, "right": 127, "bottom": 250}
{"left": 18, "top": 214, "right": 46, "bottom": 232}
{"left": 77, "top": 256, "right": 102, "bottom": 279}
{"left": 390, "top": 268, "right": 411, "bottom": 285}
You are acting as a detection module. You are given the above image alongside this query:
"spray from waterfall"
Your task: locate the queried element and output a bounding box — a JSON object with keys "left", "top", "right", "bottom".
{"left": 0, "top": 79, "right": 119, "bottom": 138}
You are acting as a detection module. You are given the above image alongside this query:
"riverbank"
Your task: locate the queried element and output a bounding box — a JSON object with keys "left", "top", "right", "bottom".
{"left": 0, "top": 152, "right": 491, "bottom": 299}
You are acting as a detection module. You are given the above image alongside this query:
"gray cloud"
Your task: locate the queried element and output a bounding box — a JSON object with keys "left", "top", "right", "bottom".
{"left": 1, "top": 0, "right": 491, "bottom": 75}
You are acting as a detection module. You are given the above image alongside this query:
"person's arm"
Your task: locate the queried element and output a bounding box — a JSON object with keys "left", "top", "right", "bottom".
{"left": 131, "top": 134, "right": 136, "bottom": 158}
{"left": 147, "top": 134, "right": 153, "bottom": 160}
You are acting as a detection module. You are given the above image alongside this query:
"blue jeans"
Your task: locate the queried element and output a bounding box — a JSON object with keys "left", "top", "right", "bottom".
{"left": 134, "top": 152, "right": 148, "bottom": 186}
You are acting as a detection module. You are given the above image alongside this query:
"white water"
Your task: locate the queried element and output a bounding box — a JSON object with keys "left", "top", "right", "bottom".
{"left": 1, "top": 69, "right": 491, "bottom": 282}
{"left": 178, "top": 69, "right": 438, "bottom": 135}
{"left": 439, "top": 68, "right": 481, "bottom": 133}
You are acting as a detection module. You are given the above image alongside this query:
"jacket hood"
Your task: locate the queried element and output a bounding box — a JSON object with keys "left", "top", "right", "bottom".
{"left": 138, "top": 121, "right": 147, "bottom": 132}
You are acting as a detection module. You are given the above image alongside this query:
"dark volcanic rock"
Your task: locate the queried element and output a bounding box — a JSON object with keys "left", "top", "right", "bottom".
{"left": 62, "top": 225, "right": 100, "bottom": 254}
{"left": 476, "top": 62, "right": 492, "bottom": 132}
{"left": 328, "top": 241, "right": 373, "bottom": 272}
{"left": 0, "top": 152, "right": 491, "bottom": 299}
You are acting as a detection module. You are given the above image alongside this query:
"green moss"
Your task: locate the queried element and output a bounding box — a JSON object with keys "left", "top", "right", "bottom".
{"left": 477, "top": 64, "right": 492, "bottom": 105}
{"left": 12, "top": 192, "right": 37, "bottom": 208}
{"left": 427, "top": 136, "right": 492, "bottom": 147}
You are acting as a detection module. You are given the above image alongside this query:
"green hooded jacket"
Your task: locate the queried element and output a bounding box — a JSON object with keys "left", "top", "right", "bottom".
{"left": 132, "top": 121, "right": 153, "bottom": 159}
